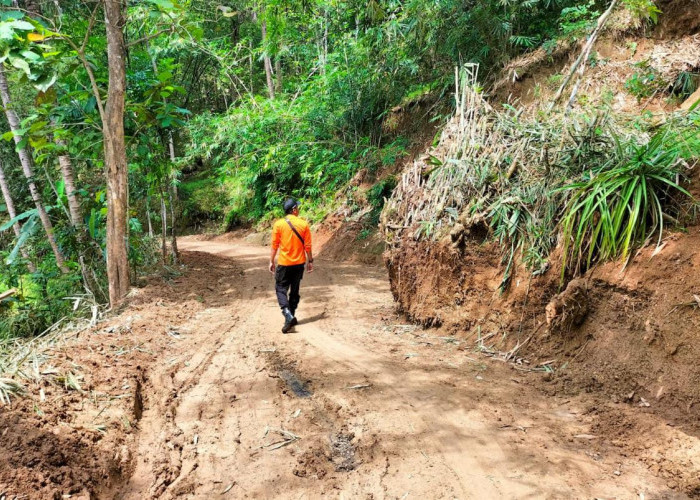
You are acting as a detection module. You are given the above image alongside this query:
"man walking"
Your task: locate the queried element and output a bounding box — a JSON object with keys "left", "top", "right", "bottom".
{"left": 269, "top": 198, "right": 314, "bottom": 333}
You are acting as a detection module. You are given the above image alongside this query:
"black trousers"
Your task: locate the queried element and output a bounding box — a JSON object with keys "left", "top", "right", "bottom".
{"left": 275, "top": 264, "right": 305, "bottom": 313}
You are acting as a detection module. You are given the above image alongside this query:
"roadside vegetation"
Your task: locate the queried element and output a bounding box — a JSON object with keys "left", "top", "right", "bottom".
{"left": 383, "top": 80, "right": 699, "bottom": 291}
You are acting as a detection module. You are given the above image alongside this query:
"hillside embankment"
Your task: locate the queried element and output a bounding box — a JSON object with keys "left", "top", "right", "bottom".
{"left": 1, "top": 3, "right": 700, "bottom": 498}
{"left": 380, "top": 3, "right": 700, "bottom": 496}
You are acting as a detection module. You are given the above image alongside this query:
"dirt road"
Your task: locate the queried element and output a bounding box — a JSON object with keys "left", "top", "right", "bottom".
{"left": 119, "top": 237, "right": 681, "bottom": 499}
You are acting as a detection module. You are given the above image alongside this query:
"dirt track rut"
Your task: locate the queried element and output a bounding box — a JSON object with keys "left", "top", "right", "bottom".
{"left": 120, "top": 238, "right": 682, "bottom": 499}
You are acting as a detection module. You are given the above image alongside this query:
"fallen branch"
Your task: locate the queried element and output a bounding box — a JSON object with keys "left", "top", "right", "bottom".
{"left": 0, "top": 288, "right": 16, "bottom": 301}
{"left": 504, "top": 334, "right": 533, "bottom": 362}
{"left": 667, "top": 294, "right": 700, "bottom": 316}
{"left": 548, "top": 0, "right": 619, "bottom": 112}
{"left": 345, "top": 384, "right": 372, "bottom": 390}
{"left": 262, "top": 427, "right": 300, "bottom": 451}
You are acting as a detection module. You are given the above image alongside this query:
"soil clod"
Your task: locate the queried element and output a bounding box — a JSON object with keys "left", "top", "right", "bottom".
{"left": 329, "top": 433, "right": 357, "bottom": 472}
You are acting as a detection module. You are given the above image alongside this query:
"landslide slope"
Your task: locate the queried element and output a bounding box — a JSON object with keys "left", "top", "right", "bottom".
{"left": 381, "top": 4, "right": 700, "bottom": 495}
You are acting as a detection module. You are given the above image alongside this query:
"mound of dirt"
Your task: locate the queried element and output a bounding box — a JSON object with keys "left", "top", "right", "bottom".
{"left": 384, "top": 237, "right": 503, "bottom": 328}
{"left": 538, "top": 228, "right": 700, "bottom": 434}
{"left": 316, "top": 215, "right": 386, "bottom": 266}
{"left": 0, "top": 408, "right": 126, "bottom": 499}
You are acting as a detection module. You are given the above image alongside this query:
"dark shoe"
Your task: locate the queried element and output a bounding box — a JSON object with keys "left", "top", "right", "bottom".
{"left": 282, "top": 308, "right": 295, "bottom": 333}
{"left": 290, "top": 316, "right": 298, "bottom": 327}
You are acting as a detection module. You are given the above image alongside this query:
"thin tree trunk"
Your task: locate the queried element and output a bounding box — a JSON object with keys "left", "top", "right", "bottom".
{"left": 549, "top": 0, "right": 619, "bottom": 112}
{"left": 103, "top": 0, "right": 130, "bottom": 307}
{"left": 564, "top": 0, "right": 619, "bottom": 113}
{"left": 0, "top": 161, "right": 36, "bottom": 272}
{"left": 160, "top": 191, "right": 167, "bottom": 259}
{"left": 167, "top": 179, "right": 178, "bottom": 265}
{"left": 248, "top": 38, "right": 254, "bottom": 93}
{"left": 275, "top": 57, "right": 282, "bottom": 94}
{"left": 321, "top": 12, "right": 328, "bottom": 75}
{"left": 167, "top": 132, "right": 179, "bottom": 265}
{"left": 55, "top": 138, "right": 83, "bottom": 229}
{"left": 261, "top": 20, "right": 275, "bottom": 99}
{"left": 0, "top": 66, "right": 69, "bottom": 273}
{"left": 146, "top": 194, "right": 154, "bottom": 237}
{"left": 54, "top": 131, "right": 105, "bottom": 298}
{"left": 147, "top": 45, "right": 179, "bottom": 265}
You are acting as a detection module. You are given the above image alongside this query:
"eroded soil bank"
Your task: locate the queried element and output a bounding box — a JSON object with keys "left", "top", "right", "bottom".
{"left": 384, "top": 221, "right": 700, "bottom": 497}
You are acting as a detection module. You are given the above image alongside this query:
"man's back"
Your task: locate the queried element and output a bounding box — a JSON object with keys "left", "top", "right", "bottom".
{"left": 271, "top": 214, "right": 312, "bottom": 266}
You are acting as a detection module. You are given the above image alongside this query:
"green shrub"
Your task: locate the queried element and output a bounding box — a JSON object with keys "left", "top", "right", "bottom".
{"left": 625, "top": 62, "right": 667, "bottom": 100}
{"left": 622, "top": 0, "right": 662, "bottom": 23}
{"left": 558, "top": 2, "right": 600, "bottom": 40}
{"left": 179, "top": 176, "right": 228, "bottom": 226}
{"left": 367, "top": 176, "right": 397, "bottom": 210}
{"left": 366, "top": 176, "right": 398, "bottom": 226}
{"left": 559, "top": 120, "right": 696, "bottom": 276}
{"left": 0, "top": 270, "right": 81, "bottom": 339}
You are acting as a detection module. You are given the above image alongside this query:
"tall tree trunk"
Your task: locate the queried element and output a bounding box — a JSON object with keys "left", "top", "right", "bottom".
{"left": 51, "top": 0, "right": 62, "bottom": 17}
{"left": 261, "top": 20, "right": 275, "bottom": 99}
{"left": 321, "top": 12, "right": 328, "bottom": 75}
{"left": 0, "top": 66, "right": 69, "bottom": 273}
{"left": 103, "top": 0, "right": 130, "bottom": 307}
{"left": 146, "top": 194, "right": 154, "bottom": 237}
{"left": 167, "top": 132, "right": 179, "bottom": 265}
{"left": 0, "top": 161, "right": 36, "bottom": 272}
{"left": 54, "top": 131, "right": 106, "bottom": 299}
{"left": 56, "top": 138, "right": 83, "bottom": 229}
{"left": 248, "top": 39, "right": 254, "bottom": 94}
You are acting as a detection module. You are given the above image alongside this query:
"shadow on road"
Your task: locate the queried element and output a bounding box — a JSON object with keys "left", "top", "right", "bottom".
{"left": 297, "top": 311, "right": 326, "bottom": 325}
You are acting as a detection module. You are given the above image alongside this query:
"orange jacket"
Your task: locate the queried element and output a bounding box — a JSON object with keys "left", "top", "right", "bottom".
{"left": 271, "top": 215, "right": 312, "bottom": 266}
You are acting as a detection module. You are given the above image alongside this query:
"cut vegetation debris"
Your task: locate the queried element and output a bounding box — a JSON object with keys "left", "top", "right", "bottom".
{"left": 0, "top": 300, "right": 105, "bottom": 404}
{"left": 383, "top": 65, "right": 699, "bottom": 289}
{"left": 345, "top": 384, "right": 372, "bottom": 390}
{"left": 262, "top": 427, "right": 301, "bottom": 451}
{"left": 0, "top": 377, "right": 24, "bottom": 405}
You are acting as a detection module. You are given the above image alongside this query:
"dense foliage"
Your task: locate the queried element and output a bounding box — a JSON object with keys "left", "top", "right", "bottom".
{"left": 0, "top": 0, "right": 696, "bottom": 336}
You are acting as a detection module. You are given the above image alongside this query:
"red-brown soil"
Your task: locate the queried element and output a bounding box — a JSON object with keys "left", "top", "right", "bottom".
{"left": 383, "top": 217, "right": 700, "bottom": 497}
{"left": 379, "top": 10, "right": 700, "bottom": 494}
{"left": 3, "top": 236, "right": 696, "bottom": 499}
{"left": 0, "top": 248, "right": 243, "bottom": 498}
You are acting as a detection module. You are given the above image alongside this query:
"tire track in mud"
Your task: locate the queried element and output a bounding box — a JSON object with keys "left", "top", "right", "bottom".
{"left": 121, "top": 312, "right": 239, "bottom": 498}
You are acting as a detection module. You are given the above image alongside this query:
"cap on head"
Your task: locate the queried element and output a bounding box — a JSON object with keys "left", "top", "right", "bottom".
{"left": 283, "top": 198, "right": 300, "bottom": 214}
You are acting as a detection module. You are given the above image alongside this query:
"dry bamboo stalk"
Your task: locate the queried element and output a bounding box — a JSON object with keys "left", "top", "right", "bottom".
{"left": 549, "top": 0, "right": 619, "bottom": 111}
